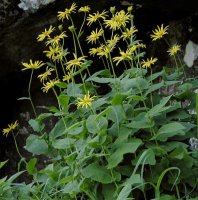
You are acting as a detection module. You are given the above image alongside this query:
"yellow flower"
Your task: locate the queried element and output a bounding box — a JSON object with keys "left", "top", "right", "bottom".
{"left": 113, "top": 49, "right": 133, "bottom": 65}
{"left": 62, "top": 71, "right": 73, "bottom": 83}
{"left": 107, "top": 34, "right": 120, "bottom": 47}
{"left": 122, "top": 26, "right": 138, "bottom": 40}
{"left": 2, "top": 121, "right": 19, "bottom": 137}
{"left": 141, "top": 57, "right": 158, "bottom": 68}
{"left": 42, "top": 79, "right": 60, "bottom": 93}
{"left": 44, "top": 45, "right": 59, "bottom": 60}
{"left": 22, "top": 59, "right": 44, "bottom": 71}
{"left": 57, "top": 3, "right": 77, "bottom": 21}
{"left": 66, "top": 53, "right": 86, "bottom": 70}
{"left": 150, "top": 24, "right": 169, "bottom": 41}
{"left": 38, "top": 67, "right": 55, "bottom": 83}
{"left": 97, "top": 45, "right": 112, "bottom": 58}
{"left": 37, "top": 25, "right": 55, "bottom": 42}
{"left": 86, "top": 28, "right": 103, "bottom": 44}
{"left": 76, "top": 91, "right": 95, "bottom": 109}
{"left": 167, "top": 44, "right": 181, "bottom": 56}
{"left": 87, "top": 10, "right": 108, "bottom": 26}
{"left": 104, "top": 10, "right": 130, "bottom": 30}
{"left": 79, "top": 6, "right": 90, "bottom": 13}
{"left": 89, "top": 46, "right": 103, "bottom": 57}
{"left": 46, "top": 32, "right": 67, "bottom": 46}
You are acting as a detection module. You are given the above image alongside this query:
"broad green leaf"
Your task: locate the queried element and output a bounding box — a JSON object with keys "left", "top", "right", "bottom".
{"left": 86, "top": 115, "right": 108, "bottom": 134}
{"left": 25, "top": 135, "right": 48, "bottom": 155}
{"left": 58, "top": 94, "right": 70, "bottom": 111}
{"left": 151, "top": 122, "right": 186, "bottom": 141}
{"left": 126, "top": 112, "right": 154, "bottom": 129}
{"left": 121, "top": 77, "right": 149, "bottom": 92}
{"left": 56, "top": 82, "right": 67, "bottom": 89}
{"left": 49, "top": 118, "right": 66, "bottom": 139}
{"left": 102, "top": 184, "right": 116, "bottom": 200}
{"left": 132, "top": 149, "right": 156, "bottom": 166}
{"left": 112, "top": 94, "right": 126, "bottom": 105}
{"left": 107, "top": 139, "right": 142, "bottom": 169}
{"left": 82, "top": 162, "right": 120, "bottom": 184}
{"left": 52, "top": 138, "right": 76, "bottom": 149}
{"left": 127, "top": 95, "right": 145, "bottom": 101}
{"left": 28, "top": 119, "right": 44, "bottom": 132}
{"left": 116, "top": 174, "right": 142, "bottom": 200}
{"left": 26, "top": 158, "right": 37, "bottom": 175}
{"left": 148, "top": 95, "right": 172, "bottom": 117}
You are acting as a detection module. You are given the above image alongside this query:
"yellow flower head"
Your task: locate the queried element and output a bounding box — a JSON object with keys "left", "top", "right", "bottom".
{"left": 57, "top": 3, "right": 77, "bottom": 21}
{"left": 97, "top": 45, "right": 112, "bottom": 58}
{"left": 141, "top": 57, "right": 158, "bottom": 68}
{"left": 150, "top": 24, "right": 169, "bottom": 41}
{"left": 42, "top": 79, "right": 60, "bottom": 93}
{"left": 66, "top": 53, "right": 86, "bottom": 70}
{"left": 76, "top": 91, "right": 95, "bottom": 109}
{"left": 44, "top": 45, "right": 59, "bottom": 60}
{"left": 46, "top": 32, "right": 67, "bottom": 46}
{"left": 87, "top": 10, "right": 108, "bottom": 26}
{"left": 86, "top": 28, "right": 103, "bottom": 44}
{"left": 122, "top": 26, "right": 138, "bottom": 40}
{"left": 167, "top": 44, "right": 181, "bottom": 56}
{"left": 62, "top": 71, "right": 73, "bottom": 83}
{"left": 22, "top": 59, "right": 44, "bottom": 71}
{"left": 37, "top": 25, "right": 55, "bottom": 42}
{"left": 104, "top": 10, "right": 130, "bottom": 30}
{"left": 107, "top": 34, "right": 120, "bottom": 47}
{"left": 2, "top": 121, "right": 19, "bottom": 137}
{"left": 113, "top": 49, "right": 133, "bottom": 65}
{"left": 38, "top": 67, "right": 55, "bottom": 83}
{"left": 89, "top": 46, "right": 103, "bottom": 57}
{"left": 79, "top": 6, "right": 90, "bottom": 13}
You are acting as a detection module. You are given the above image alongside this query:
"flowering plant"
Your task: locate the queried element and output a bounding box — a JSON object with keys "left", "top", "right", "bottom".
{"left": 1, "top": 3, "right": 198, "bottom": 199}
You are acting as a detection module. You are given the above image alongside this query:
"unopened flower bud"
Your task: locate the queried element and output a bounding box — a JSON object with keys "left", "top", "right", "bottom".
{"left": 127, "top": 6, "right": 133, "bottom": 12}
{"left": 110, "top": 6, "right": 116, "bottom": 14}
{"left": 68, "top": 25, "right": 75, "bottom": 32}
{"left": 58, "top": 24, "right": 63, "bottom": 31}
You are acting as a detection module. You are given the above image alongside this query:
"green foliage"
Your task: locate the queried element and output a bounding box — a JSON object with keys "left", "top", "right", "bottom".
{"left": 1, "top": 3, "right": 198, "bottom": 200}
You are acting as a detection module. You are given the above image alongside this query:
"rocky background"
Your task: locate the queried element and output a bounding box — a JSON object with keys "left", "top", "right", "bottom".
{"left": 0, "top": 0, "right": 197, "bottom": 176}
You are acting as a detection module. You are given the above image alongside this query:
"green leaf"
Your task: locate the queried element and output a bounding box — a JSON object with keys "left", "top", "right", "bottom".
{"left": 28, "top": 119, "right": 44, "bottom": 132}
{"left": 0, "top": 160, "right": 8, "bottom": 170}
{"left": 132, "top": 149, "right": 156, "bottom": 166}
{"left": 86, "top": 115, "right": 108, "bottom": 135}
{"left": 25, "top": 135, "right": 48, "bottom": 155}
{"left": 102, "top": 184, "right": 116, "bottom": 200}
{"left": 52, "top": 138, "right": 76, "bottom": 149}
{"left": 151, "top": 122, "right": 186, "bottom": 142}
{"left": 26, "top": 158, "right": 37, "bottom": 175}
{"left": 127, "top": 95, "right": 145, "bottom": 101}
{"left": 49, "top": 118, "right": 66, "bottom": 139}
{"left": 82, "top": 162, "right": 120, "bottom": 184}
{"left": 126, "top": 112, "right": 154, "bottom": 129}
{"left": 121, "top": 77, "right": 148, "bottom": 92}
{"left": 56, "top": 82, "right": 67, "bottom": 89}
{"left": 107, "top": 139, "right": 142, "bottom": 169}
{"left": 112, "top": 94, "right": 126, "bottom": 105}
{"left": 58, "top": 94, "right": 70, "bottom": 112}
{"left": 148, "top": 95, "right": 172, "bottom": 117}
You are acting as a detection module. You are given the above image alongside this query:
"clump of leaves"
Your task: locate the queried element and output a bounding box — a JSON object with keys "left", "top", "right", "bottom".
{"left": 1, "top": 3, "right": 198, "bottom": 200}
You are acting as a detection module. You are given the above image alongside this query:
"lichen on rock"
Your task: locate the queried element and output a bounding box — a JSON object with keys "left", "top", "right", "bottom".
{"left": 18, "top": 0, "right": 56, "bottom": 13}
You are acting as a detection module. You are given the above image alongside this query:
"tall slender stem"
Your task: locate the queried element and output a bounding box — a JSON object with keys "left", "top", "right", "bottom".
{"left": 28, "top": 70, "right": 37, "bottom": 118}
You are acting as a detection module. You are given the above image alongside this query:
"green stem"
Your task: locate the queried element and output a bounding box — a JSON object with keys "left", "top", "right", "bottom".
{"left": 28, "top": 70, "right": 37, "bottom": 118}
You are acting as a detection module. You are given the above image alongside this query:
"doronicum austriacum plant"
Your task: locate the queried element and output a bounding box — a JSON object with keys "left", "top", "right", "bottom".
{"left": 1, "top": 3, "right": 198, "bottom": 200}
